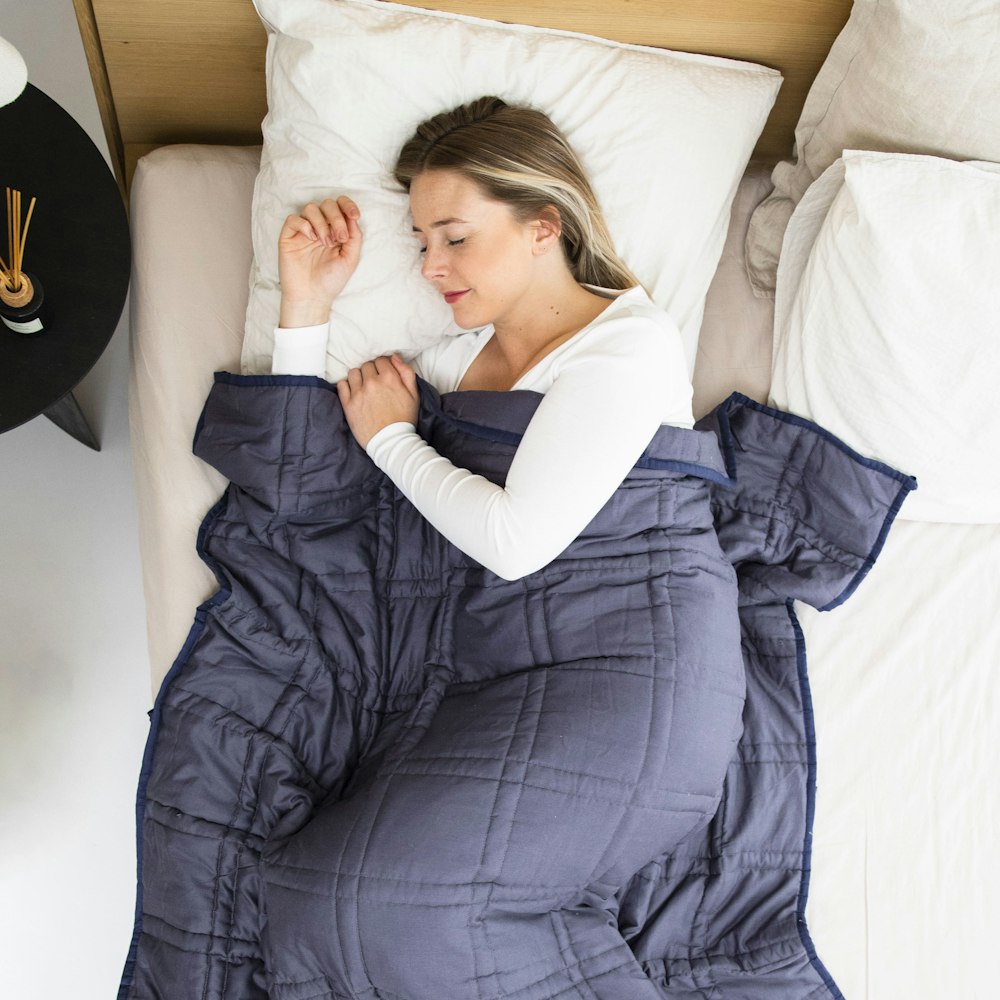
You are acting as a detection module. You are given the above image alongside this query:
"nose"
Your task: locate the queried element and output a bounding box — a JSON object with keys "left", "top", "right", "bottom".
{"left": 420, "top": 244, "right": 447, "bottom": 282}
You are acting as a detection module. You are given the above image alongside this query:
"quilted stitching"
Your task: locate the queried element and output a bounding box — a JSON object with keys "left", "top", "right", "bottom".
{"left": 120, "top": 383, "right": 912, "bottom": 1000}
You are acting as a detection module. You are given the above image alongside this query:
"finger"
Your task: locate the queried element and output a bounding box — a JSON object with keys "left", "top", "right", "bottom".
{"left": 341, "top": 213, "right": 363, "bottom": 265}
{"left": 280, "top": 214, "right": 320, "bottom": 243}
{"left": 346, "top": 367, "right": 364, "bottom": 390}
{"left": 317, "top": 198, "right": 352, "bottom": 245}
{"left": 337, "top": 195, "right": 361, "bottom": 221}
{"left": 390, "top": 353, "right": 418, "bottom": 395}
{"left": 303, "top": 201, "right": 341, "bottom": 248}
{"left": 336, "top": 379, "right": 350, "bottom": 402}
{"left": 297, "top": 203, "right": 330, "bottom": 247}
{"left": 332, "top": 199, "right": 363, "bottom": 263}
{"left": 376, "top": 355, "right": 402, "bottom": 380}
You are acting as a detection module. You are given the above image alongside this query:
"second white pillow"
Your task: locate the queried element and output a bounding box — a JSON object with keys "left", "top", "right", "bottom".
{"left": 770, "top": 150, "right": 1000, "bottom": 523}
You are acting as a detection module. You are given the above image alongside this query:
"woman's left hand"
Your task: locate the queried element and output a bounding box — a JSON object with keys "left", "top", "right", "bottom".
{"left": 338, "top": 353, "right": 420, "bottom": 449}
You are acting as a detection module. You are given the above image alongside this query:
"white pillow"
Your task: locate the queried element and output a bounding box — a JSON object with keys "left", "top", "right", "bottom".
{"left": 245, "top": 0, "right": 781, "bottom": 380}
{"left": 770, "top": 150, "right": 1000, "bottom": 523}
{"left": 746, "top": 0, "right": 1000, "bottom": 297}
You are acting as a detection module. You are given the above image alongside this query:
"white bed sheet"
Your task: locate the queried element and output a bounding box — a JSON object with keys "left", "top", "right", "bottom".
{"left": 128, "top": 146, "right": 258, "bottom": 685}
{"left": 128, "top": 144, "right": 998, "bottom": 999}
{"left": 803, "top": 519, "right": 999, "bottom": 998}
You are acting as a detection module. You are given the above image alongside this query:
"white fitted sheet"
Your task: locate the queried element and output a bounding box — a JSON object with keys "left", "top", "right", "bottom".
{"left": 128, "top": 144, "right": 998, "bottom": 999}
{"left": 803, "top": 519, "right": 1000, "bottom": 999}
{"left": 128, "top": 146, "right": 258, "bottom": 686}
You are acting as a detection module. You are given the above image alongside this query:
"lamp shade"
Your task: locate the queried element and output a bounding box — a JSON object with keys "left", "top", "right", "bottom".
{"left": 0, "top": 35, "right": 28, "bottom": 108}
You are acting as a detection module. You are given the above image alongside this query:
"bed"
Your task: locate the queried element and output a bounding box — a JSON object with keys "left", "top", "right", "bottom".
{"left": 77, "top": 2, "right": 1000, "bottom": 999}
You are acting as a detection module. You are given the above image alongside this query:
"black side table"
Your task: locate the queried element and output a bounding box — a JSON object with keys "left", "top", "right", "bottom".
{"left": 0, "top": 84, "right": 130, "bottom": 450}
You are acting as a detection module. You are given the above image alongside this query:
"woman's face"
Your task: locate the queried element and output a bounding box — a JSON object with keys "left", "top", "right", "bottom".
{"left": 409, "top": 169, "right": 547, "bottom": 329}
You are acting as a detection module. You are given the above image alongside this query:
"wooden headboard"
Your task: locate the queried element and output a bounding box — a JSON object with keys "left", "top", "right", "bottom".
{"left": 74, "top": 0, "right": 852, "bottom": 202}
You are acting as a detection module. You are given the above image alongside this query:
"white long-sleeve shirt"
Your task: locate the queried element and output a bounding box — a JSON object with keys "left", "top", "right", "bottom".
{"left": 272, "top": 286, "right": 694, "bottom": 580}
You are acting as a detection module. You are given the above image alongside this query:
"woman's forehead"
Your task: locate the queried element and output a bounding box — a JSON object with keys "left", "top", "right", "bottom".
{"left": 409, "top": 169, "right": 509, "bottom": 227}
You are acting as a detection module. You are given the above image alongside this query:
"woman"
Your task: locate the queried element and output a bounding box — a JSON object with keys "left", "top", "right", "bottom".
{"left": 271, "top": 95, "right": 694, "bottom": 579}
{"left": 254, "top": 97, "right": 743, "bottom": 1000}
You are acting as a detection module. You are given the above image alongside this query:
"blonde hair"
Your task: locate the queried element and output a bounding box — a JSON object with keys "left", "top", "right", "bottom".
{"left": 394, "top": 96, "right": 640, "bottom": 291}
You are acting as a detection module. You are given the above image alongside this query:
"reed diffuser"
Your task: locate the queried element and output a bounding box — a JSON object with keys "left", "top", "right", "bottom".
{"left": 0, "top": 186, "right": 44, "bottom": 333}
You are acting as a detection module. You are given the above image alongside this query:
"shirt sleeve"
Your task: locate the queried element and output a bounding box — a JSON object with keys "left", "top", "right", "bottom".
{"left": 272, "top": 324, "right": 329, "bottom": 377}
{"left": 366, "top": 314, "right": 685, "bottom": 580}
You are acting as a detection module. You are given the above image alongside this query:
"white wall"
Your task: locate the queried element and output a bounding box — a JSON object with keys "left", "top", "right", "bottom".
{"left": 0, "top": 2, "right": 152, "bottom": 997}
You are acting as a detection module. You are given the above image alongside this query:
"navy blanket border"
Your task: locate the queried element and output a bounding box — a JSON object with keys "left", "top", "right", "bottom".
{"left": 197, "top": 371, "right": 737, "bottom": 488}
{"left": 118, "top": 485, "right": 234, "bottom": 1000}
{"left": 192, "top": 372, "right": 334, "bottom": 447}
{"left": 714, "top": 392, "right": 917, "bottom": 611}
{"left": 788, "top": 601, "right": 846, "bottom": 1000}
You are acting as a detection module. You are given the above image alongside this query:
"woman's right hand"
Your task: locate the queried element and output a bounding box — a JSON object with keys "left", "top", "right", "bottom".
{"left": 278, "top": 197, "right": 363, "bottom": 327}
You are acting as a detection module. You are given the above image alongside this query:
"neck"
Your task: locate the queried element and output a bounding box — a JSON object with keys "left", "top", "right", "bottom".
{"left": 490, "top": 268, "right": 611, "bottom": 365}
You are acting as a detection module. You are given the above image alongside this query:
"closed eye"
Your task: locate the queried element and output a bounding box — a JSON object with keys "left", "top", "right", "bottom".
{"left": 417, "top": 238, "right": 465, "bottom": 254}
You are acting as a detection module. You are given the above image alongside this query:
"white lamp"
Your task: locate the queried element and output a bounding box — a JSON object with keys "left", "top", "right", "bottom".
{"left": 0, "top": 36, "right": 41, "bottom": 333}
{"left": 0, "top": 34, "right": 28, "bottom": 108}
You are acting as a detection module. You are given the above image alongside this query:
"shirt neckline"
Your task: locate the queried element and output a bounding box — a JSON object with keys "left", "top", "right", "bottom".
{"left": 455, "top": 285, "right": 644, "bottom": 392}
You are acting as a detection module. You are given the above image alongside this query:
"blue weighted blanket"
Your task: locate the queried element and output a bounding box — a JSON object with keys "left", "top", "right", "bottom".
{"left": 120, "top": 376, "right": 914, "bottom": 999}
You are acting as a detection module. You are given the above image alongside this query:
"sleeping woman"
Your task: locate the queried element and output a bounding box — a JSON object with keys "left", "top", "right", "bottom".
{"left": 249, "top": 95, "right": 746, "bottom": 999}
{"left": 271, "top": 95, "right": 695, "bottom": 580}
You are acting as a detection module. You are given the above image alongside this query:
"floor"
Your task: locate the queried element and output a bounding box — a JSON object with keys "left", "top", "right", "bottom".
{"left": 0, "top": 2, "right": 153, "bottom": 996}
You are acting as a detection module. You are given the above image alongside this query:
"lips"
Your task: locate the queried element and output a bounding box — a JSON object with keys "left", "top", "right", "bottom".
{"left": 443, "top": 289, "right": 469, "bottom": 304}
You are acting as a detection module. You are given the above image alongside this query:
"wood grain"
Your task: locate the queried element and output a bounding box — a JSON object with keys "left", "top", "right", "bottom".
{"left": 72, "top": 0, "right": 128, "bottom": 205}
{"left": 82, "top": 0, "right": 852, "bottom": 191}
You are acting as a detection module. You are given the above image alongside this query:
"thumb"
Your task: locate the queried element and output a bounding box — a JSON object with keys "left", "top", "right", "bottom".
{"left": 344, "top": 213, "right": 364, "bottom": 264}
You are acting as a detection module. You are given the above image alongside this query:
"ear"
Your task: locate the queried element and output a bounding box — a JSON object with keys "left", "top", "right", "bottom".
{"left": 531, "top": 205, "right": 562, "bottom": 255}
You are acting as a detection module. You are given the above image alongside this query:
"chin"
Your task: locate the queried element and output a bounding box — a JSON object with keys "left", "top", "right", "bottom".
{"left": 449, "top": 303, "right": 488, "bottom": 330}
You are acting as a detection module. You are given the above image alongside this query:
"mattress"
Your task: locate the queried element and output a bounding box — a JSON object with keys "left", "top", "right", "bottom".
{"left": 127, "top": 144, "right": 999, "bottom": 998}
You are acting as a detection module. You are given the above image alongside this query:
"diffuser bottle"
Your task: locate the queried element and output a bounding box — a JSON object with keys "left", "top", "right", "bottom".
{"left": 0, "top": 270, "right": 45, "bottom": 333}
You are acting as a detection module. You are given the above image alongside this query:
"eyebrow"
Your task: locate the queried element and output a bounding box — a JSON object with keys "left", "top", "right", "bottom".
{"left": 411, "top": 218, "right": 470, "bottom": 232}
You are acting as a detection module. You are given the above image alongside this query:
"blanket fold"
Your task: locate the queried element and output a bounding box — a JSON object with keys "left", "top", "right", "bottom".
{"left": 120, "top": 377, "right": 913, "bottom": 1000}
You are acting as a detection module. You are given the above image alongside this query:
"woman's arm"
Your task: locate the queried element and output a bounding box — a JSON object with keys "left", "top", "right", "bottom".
{"left": 364, "top": 315, "right": 684, "bottom": 580}
{"left": 271, "top": 197, "right": 363, "bottom": 374}
{"left": 278, "top": 196, "right": 362, "bottom": 317}
{"left": 272, "top": 323, "right": 329, "bottom": 376}
{"left": 270, "top": 201, "right": 689, "bottom": 580}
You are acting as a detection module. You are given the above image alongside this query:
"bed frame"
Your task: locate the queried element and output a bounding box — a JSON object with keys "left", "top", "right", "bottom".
{"left": 73, "top": 0, "right": 852, "bottom": 202}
